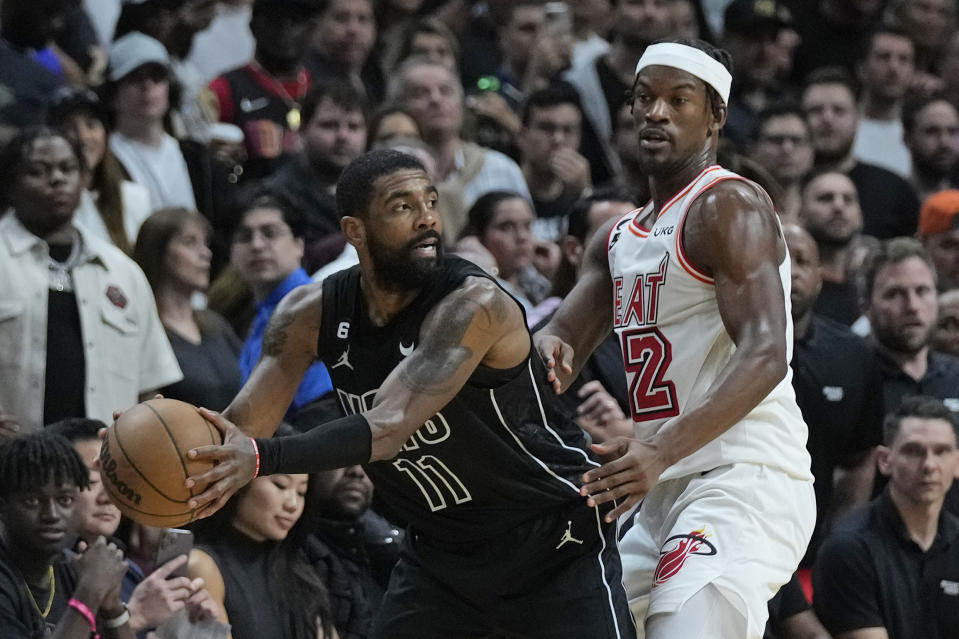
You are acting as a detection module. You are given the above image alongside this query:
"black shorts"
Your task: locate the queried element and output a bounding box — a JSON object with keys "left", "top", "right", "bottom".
{"left": 369, "top": 501, "right": 637, "bottom": 639}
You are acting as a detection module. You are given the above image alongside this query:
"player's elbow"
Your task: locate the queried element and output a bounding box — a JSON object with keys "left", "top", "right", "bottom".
{"left": 753, "top": 339, "right": 788, "bottom": 388}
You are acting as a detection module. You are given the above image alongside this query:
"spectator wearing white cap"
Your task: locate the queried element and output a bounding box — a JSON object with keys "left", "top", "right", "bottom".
{"left": 106, "top": 31, "right": 238, "bottom": 246}
{"left": 107, "top": 32, "right": 198, "bottom": 211}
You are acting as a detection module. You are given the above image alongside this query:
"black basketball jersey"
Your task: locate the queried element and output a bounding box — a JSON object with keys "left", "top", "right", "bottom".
{"left": 320, "top": 257, "right": 597, "bottom": 542}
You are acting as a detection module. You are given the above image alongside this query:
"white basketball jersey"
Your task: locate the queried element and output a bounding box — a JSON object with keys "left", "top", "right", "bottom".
{"left": 608, "top": 165, "right": 812, "bottom": 481}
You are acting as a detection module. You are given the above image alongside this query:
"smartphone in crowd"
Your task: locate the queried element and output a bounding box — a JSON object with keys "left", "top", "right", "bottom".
{"left": 152, "top": 528, "right": 194, "bottom": 579}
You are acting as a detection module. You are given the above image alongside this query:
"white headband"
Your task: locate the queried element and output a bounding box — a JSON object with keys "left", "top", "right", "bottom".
{"left": 635, "top": 43, "right": 732, "bottom": 105}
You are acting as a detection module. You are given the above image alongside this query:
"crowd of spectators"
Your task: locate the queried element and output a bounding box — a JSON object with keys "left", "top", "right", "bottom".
{"left": 1, "top": 0, "right": 959, "bottom": 638}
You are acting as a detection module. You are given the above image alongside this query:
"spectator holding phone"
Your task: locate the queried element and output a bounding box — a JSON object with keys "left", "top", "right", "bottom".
{"left": 46, "top": 418, "right": 216, "bottom": 636}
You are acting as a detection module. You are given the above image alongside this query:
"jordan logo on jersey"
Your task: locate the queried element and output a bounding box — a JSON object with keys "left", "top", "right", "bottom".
{"left": 555, "top": 520, "right": 584, "bottom": 549}
{"left": 332, "top": 345, "right": 353, "bottom": 370}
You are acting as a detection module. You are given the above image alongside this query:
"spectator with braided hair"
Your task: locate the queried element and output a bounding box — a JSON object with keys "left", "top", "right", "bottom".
{"left": 0, "top": 432, "right": 132, "bottom": 638}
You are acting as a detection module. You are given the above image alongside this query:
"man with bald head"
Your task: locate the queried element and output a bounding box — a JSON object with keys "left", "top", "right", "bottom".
{"left": 784, "top": 222, "right": 883, "bottom": 568}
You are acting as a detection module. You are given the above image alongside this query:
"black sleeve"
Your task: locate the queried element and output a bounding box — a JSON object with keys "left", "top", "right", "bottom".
{"left": 843, "top": 346, "right": 884, "bottom": 463}
{"left": 812, "top": 531, "right": 884, "bottom": 635}
{"left": 256, "top": 413, "right": 372, "bottom": 476}
{"left": 0, "top": 564, "right": 39, "bottom": 639}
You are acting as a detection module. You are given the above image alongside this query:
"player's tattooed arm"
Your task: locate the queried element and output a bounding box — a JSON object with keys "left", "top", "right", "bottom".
{"left": 397, "top": 278, "right": 514, "bottom": 395}
{"left": 367, "top": 277, "right": 528, "bottom": 460}
{"left": 222, "top": 284, "right": 325, "bottom": 438}
{"left": 261, "top": 310, "right": 295, "bottom": 357}
{"left": 397, "top": 304, "right": 475, "bottom": 396}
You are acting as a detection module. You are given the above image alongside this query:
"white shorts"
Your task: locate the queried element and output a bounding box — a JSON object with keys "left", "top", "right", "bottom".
{"left": 619, "top": 463, "right": 815, "bottom": 638}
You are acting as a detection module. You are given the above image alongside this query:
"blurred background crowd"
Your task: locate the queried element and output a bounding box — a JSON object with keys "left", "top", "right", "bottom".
{"left": 1, "top": 1, "right": 959, "bottom": 638}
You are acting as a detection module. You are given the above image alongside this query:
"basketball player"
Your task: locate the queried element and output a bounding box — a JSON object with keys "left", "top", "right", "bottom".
{"left": 535, "top": 39, "right": 816, "bottom": 638}
{"left": 179, "top": 149, "right": 636, "bottom": 638}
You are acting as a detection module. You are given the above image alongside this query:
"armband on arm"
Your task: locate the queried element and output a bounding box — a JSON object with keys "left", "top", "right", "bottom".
{"left": 255, "top": 413, "right": 373, "bottom": 475}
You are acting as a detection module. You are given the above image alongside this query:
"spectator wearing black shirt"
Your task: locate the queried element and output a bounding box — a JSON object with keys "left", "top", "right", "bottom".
{"left": 189, "top": 468, "right": 335, "bottom": 639}
{"left": 785, "top": 222, "right": 883, "bottom": 567}
{"left": 799, "top": 170, "right": 867, "bottom": 326}
{"left": 904, "top": 96, "right": 959, "bottom": 205}
{"left": 861, "top": 237, "right": 959, "bottom": 514}
{"left": 519, "top": 84, "right": 591, "bottom": 244}
{"left": 134, "top": 207, "right": 243, "bottom": 412}
{"left": 0, "top": 432, "right": 131, "bottom": 639}
{"left": 802, "top": 67, "right": 921, "bottom": 239}
{"left": 305, "top": 463, "right": 402, "bottom": 639}
{"left": 862, "top": 238, "right": 959, "bottom": 419}
{"left": 208, "top": 0, "right": 322, "bottom": 179}
{"left": 814, "top": 396, "right": 959, "bottom": 639}
{"left": 265, "top": 80, "right": 368, "bottom": 274}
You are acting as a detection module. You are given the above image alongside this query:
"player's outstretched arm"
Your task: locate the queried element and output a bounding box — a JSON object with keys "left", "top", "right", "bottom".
{"left": 221, "top": 284, "right": 324, "bottom": 439}
{"left": 581, "top": 181, "right": 790, "bottom": 521}
{"left": 364, "top": 277, "right": 528, "bottom": 458}
{"left": 534, "top": 215, "right": 616, "bottom": 393}
{"left": 184, "top": 277, "right": 527, "bottom": 517}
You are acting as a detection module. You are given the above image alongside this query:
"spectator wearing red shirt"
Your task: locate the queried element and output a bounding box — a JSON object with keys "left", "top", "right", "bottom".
{"left": 208, "top": 0, "right": 322, "bottom": 179}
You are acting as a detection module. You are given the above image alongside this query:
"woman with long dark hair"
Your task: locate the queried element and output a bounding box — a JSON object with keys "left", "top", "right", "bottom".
{"left": 134, "top": 206, "right": 241, "bottom": 411}
{"left": 459, "top": 190, "right": 552, "bottom": 312}
{"left": 187, "top": 461, "right": 334, "bottom": 639}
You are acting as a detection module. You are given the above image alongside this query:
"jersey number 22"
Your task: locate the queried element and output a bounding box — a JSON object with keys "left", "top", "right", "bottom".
{"left": 622, "top": 327, "right": 679, "bottom": 422}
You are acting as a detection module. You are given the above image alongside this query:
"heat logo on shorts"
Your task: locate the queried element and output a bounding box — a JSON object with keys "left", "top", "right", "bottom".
{"left": 652, "top": 527, "right": 717, "bottom": 587}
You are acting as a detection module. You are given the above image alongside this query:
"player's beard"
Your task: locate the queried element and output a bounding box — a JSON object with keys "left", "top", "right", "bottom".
{"left": 368, "top": 230, "right": 444, "bottom": 292}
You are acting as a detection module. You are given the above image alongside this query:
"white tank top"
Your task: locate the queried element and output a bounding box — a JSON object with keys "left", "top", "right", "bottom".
{"left": 607, "top": 165, "right": 812, "bottom": 481}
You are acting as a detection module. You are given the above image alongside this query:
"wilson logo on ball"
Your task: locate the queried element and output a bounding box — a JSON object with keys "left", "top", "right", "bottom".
{"left": 100, "top": 437, "right": 143, "bottom": 506}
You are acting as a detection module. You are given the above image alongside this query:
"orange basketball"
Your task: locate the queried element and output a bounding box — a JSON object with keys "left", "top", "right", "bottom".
{"left": 99, "top": 398, "right": 222, "bottom": 527}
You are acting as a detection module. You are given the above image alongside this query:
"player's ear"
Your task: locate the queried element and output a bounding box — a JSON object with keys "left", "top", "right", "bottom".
{"left": 341, "top": 216, "right": 366, "bottom": 248}
{"left": 708, "top": 102, "right": 727, "bottom": 137}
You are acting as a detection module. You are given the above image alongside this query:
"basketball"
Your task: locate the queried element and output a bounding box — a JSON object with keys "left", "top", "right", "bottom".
{"left": 98, "top": 398, "right": 222, "bottom": 527}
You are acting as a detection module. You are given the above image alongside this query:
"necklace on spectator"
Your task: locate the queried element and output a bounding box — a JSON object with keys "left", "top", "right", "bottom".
{"left": 25, "top": 566, "right": 55, "bottom": 619}
{"left": 46, "top": 229, "right": 82, "bottom": 293}
{"left": 248, "top": 59, "right": 308, "bottom": 131}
